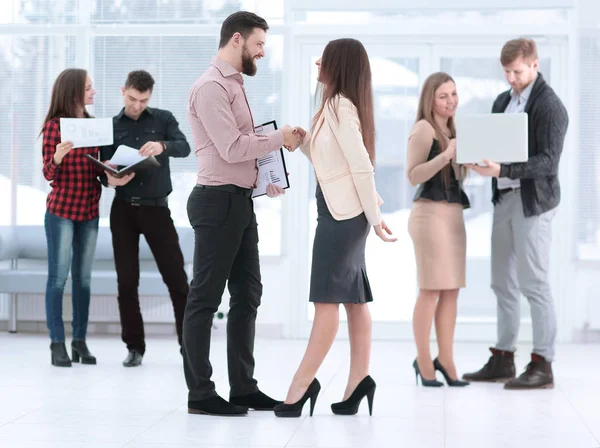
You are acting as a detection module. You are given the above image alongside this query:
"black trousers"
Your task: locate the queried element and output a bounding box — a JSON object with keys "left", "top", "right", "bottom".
{"left": 183, "top": 185, "right": 262, "bottom": 401}
{"left": 110, "top": 198, "right": 189, "bottom": 355}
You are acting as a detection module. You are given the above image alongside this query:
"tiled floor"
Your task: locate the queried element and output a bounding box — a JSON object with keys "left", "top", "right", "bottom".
{"left": 0, "top": 332, "right": 599, "bottom": 448}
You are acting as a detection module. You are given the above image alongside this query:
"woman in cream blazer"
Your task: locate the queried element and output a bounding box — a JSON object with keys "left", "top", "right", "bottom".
{"left": 274, "top": 38, "right": 396, "bottom": 419}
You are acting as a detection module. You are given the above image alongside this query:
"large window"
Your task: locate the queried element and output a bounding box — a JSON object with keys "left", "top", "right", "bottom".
{"left": 298, "top": 39, "right": 566, "bottom": 332}
{"left": 578, "top": 33, "right": 600, "bottom": 260}
{"left": 0, "top": 35, "right": 76, "bottom": 226}
{"left": 0, "top": 0, "right": 285, "bottom": 256}
{"left": 306, "top": 53, "right": 423, "bottom": 322}
{"left": 91, "top": 0, "right": 284, "bottom": 24}
{"left": 441, "top": 56, "right": 552, "bottom": 319}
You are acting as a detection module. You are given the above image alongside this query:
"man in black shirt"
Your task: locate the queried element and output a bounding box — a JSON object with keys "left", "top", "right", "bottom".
{"left": 102, "top": 70, "right": 191, "bottom": 367}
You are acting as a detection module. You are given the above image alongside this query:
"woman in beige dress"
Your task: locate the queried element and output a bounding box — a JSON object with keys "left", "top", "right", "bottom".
{"left": 407, "top": 72, "right": 470, "bottom": 387}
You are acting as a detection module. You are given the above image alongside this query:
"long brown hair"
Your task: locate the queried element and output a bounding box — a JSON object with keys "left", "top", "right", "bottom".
{"left": 41, "top": 68, "right": 91, "bottom": 133}
{"left": 312, "top": 38, "right": 376, "bottom": 165}
{"left": 416, "top": 72, "right": 458, "bottom": 185}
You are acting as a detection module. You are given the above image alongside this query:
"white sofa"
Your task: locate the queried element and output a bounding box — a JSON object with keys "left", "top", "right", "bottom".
{"left": 0, "top": 225, "right": 194, "bottom": 333}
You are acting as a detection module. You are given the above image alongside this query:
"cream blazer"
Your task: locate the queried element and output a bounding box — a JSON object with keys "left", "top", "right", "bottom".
{"left": 299, "top": 96, "right": 382, "bottom": 226}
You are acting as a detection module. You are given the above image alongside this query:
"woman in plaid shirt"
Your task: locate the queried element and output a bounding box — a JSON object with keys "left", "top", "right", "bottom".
{"left": 41, "top": 68, "right": 105, "bottom": 367}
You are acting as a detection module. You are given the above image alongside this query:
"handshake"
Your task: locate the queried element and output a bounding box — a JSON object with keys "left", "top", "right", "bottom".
{"left": 281, "top": 125, "right": 307, "bottom": 152}
{"left": 263, "top": 125, "right": 306, "bottom": 199}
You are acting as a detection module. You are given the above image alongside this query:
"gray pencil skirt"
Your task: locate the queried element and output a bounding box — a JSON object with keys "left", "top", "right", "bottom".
{"left": 309, "top": 184, "right": 373, "bottom": 304}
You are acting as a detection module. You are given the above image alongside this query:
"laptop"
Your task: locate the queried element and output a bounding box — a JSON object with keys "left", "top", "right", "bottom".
{"left": 455, "top": 113, "right": 529, "bottom": 164}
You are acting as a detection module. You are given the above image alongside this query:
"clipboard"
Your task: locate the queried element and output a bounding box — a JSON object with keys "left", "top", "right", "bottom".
{"left": 252, "top": 120, "right": 290, "bottom": 199}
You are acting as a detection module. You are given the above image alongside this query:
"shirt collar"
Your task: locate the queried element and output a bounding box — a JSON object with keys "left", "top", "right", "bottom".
{"left": 211, "top": 56, "right": 243, "bottom": 84}
{"left": 510, "top": 74, "right": 537, "bottom": 103}
{"left": 116, "top": 107, "right": 153, "bottom": 121}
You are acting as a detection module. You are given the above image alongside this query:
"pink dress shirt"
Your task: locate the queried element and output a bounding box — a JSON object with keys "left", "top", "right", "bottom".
{"left": 187, "top": 56, "right": 284, "bottom": 189}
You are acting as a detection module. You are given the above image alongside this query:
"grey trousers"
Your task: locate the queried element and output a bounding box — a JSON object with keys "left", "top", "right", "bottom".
{"left": 491, "top": 189, "right": 557, "bottom": 361}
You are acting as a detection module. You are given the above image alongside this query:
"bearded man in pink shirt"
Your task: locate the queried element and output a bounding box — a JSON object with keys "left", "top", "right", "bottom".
{"left": 183, "top": 11, "right": 301, "bottom": 417}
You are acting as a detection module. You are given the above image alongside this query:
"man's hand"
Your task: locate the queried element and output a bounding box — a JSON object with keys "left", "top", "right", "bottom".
{"left": 139, "top": 141, "right": 164, "bottom": 157}
{"left": 266, "top": 183, "right": 285, "bottom": 198}
{"left": 293, "top": 126, "right": 307, "bottom": 140}
{"left": 105, "top": 169, "right": 135, "bottom": 186}
{"left": 281, "top": 125, "right": 301, "bottom": 152}
{"left": 466, "top": 159, "right": 501, "bottom": 177}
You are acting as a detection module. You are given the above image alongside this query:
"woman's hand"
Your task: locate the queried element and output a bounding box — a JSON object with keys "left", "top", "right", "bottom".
{"left": 53, "top": 141, "right": 74, "bottom": 165}
{"left": 443, "top": 138, "right": 457, "bottom": 163}
{"left": 374, "top": 220, "right": 397, "bottom": 242}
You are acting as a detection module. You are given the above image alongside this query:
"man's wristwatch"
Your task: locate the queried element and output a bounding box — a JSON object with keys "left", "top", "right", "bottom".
{"left": 160, "top": 142, "right": 167, "bottom": 153}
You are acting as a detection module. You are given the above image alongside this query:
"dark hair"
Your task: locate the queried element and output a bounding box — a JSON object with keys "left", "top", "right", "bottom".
{"left": 41, "top": 68, "right": 90, "bottom": 133}
{"left": 218, "top": 11, "right": 269, "bottom": 49}
{"left": 124, "top": 70, "right": 155, "bottom": 92}
{"left": 501, "top": 38, "right": 538, "bottom": 66}
{"left": 313, "top": 38, "right": 376, "bottom": 165}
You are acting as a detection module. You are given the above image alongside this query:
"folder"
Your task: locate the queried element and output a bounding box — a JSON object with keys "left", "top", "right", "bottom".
{"left": 85, "top": 153, "right": 160, "bottom": 178}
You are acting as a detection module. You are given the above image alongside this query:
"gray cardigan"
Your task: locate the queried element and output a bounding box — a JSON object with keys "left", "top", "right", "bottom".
{"left": 491, "top": 73, "right": 569, "bottom": 217}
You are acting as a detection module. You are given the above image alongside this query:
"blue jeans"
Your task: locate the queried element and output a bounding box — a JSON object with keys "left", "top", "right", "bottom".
{"left": 44, "top": 211, "right": 99, "bottom": 343}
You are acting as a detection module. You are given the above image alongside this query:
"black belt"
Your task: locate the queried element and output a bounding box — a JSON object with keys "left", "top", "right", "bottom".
{"left": 196, "top": 184, "right": 253, "bottom": 198}
{"left": 119, "top": 196, "right": 168, "bottom": 207}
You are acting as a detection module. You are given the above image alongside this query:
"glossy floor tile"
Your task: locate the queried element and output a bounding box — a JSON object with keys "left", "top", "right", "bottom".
{"left": 0, "top": 333, "right": 598, "bottom": 447}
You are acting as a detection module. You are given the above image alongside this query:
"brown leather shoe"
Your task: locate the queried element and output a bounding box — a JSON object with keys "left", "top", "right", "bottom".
{"left": 504, "top": 354, "right": 554, "bottom": 390}
{"left": 462, "top": 348, "right": 516, "bottom": 382}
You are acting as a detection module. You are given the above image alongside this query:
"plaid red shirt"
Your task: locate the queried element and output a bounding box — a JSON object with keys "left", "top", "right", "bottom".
{"left": 42, "top": 118, "right": 103, "bottom": 221}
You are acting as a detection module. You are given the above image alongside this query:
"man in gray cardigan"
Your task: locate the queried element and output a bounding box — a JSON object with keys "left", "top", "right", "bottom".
{"left": 464, "top": 38, "right": 569, "bottom": 389}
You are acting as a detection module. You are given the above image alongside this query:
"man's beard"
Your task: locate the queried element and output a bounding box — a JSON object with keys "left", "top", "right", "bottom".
{"left": 241, "top": 46, "right": 257, "bottom": 76}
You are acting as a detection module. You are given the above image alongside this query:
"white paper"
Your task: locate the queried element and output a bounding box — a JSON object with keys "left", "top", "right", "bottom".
{"left": 252, "top": 122, "right": 289, "bottom": 198}
{"left": 109, "top": 145, "right": 148, "bottom": 167}
{"left": 59, "top": 118, "right": 114, "bottom": 148}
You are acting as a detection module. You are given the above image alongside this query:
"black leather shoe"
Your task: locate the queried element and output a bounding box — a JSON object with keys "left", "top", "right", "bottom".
{"left": 123, "top": 350, "right": 143, "bottom": 367}
{"left": 331, "top": 375, "right": 376, "bottom": 416}
{"left": 50, "top": 343, "right": 72, "bottom": 367}
{"left": 188, "top": 395, "right": 248, "bottom": 416}
{"left": 230, "top": 390, "right": 283, "bottom": 410}
{"left": 504, "top": 354, "right": 554, "bottom": 390}
{"left": 462, "top": 348, "right": 516, "bottom": 383}
{"left": 71, "top": 341, "right": 97, "bottom": 365}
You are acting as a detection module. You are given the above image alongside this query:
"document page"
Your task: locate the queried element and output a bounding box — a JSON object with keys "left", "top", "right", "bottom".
{"left": 109, "top": 145, "right": 148, "bottom": 167}
{"left": 59, "top": 118, "right": 114, "bottom": 148}
{"left": 252, "top": 121, "right": 290, "bottom": 198}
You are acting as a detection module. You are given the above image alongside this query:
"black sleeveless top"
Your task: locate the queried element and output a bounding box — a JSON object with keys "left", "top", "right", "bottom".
{"left": 413, "top": 139, "right": 470, "bottom": 209}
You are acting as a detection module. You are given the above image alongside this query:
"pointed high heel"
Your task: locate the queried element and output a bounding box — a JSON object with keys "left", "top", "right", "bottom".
{"left": 331, "top": 375, "right": 376, "bottom": 416}
{"left": 433, "top": 358, "right": 469, "bottom": 387}
{"left": 273, "top": 378, "right": 321, "bottom": 418}
{"left": 413, "top": 359, "right": 443, "bottom": 387}
{"left": 71, "top": 341, "right": 97, "bottom": 365}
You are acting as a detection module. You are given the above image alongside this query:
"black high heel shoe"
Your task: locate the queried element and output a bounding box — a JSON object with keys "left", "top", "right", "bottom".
{"left": 433, "top": 358, "right": 469, "bottom": 387}
{"left": 331, "top": 375, "right": 376, "bottom": 416}
{"left": 71, "top": 341, "right": 97, "bottom": 365}
{"left": 413, "top": 359, "right": 443, "bottom": 387}
{"left": 274, "top": 378, "right": 321, "bottom": 418}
